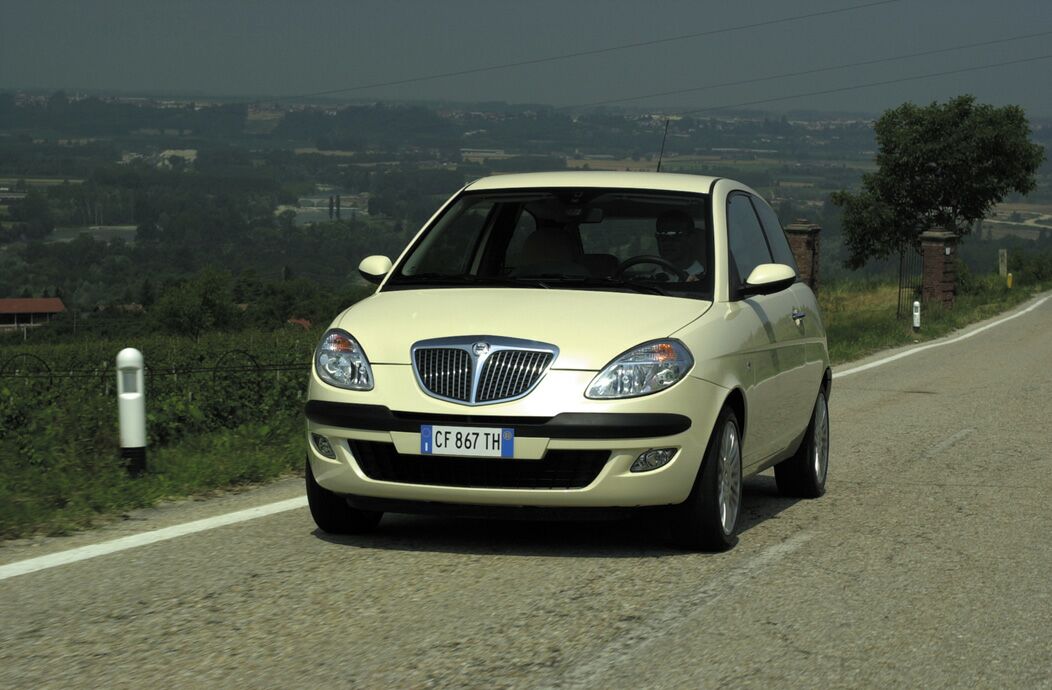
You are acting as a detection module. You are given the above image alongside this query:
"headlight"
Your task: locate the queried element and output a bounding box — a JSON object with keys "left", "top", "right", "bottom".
{"left": 315, "top": 329, "right": 373, "bottom": 390}
{"left": 585, "top": 339, "right": 693, "bottom": 399}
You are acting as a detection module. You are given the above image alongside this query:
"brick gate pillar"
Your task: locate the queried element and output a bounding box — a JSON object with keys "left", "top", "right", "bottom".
{"left": 921, "top": 229, "right": 958, "bottom": 308}
{"left": 784, "top": 219, "right": 821, "bottom": 294}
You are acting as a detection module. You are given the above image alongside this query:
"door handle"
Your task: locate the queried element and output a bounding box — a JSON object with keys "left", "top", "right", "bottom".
{"left": 792, "top": 310, "right": 806, "bottom": 321}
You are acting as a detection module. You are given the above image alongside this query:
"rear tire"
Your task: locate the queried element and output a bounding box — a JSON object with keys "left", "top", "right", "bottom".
{"left": 775, "top": 388, "right": 829, "bottom": 498}
{"left": 669, "top": 406, "right": 742, "bottom": 551}
{"left": 305, "top": 458, "right": 383, "bottom": 534}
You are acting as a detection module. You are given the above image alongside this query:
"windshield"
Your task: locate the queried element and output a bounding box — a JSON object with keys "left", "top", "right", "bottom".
{"left": 384, "top": 188, "right": 713, "bottom": 299}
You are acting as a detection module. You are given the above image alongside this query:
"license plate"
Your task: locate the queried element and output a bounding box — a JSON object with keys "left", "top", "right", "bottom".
{"left": 420, "top": 425, "right": 514, "bottom": 458}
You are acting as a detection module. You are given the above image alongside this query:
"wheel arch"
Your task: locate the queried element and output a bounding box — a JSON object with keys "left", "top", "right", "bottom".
{"left": 721, "top": 387, "right": 747, "bottom": 441}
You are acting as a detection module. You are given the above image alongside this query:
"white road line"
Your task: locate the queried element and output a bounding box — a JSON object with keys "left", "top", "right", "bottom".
{"left": 834, "top": 294, "right": 1050, "bottom": 379}
{"left": 0, "top": 497, "right": 307, "bottom": 582}
{"left": 4, "top": 293, "right": 1047, "bottom": 582}
{"left": 555, "top": 533, "right": 813, "bottom": 689}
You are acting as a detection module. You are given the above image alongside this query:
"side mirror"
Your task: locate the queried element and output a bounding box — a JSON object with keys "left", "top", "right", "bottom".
{"left": 742, "top": 263, "right": 796, "bottom": 296}
{"left": 358, "top": 255, "right": 393, "bottom": 285}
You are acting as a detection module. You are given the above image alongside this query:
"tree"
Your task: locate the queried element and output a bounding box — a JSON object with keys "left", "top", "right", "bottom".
{"left": 832, "top": 96, "right": 1044, "bottom": 268}
{"left": 139, "top": 277, "right": 155, "bottom": 308}
{"left": 151, "top": 269, "right": 237, "bottom": 340}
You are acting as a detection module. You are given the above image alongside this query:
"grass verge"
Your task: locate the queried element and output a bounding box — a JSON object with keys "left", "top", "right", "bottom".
{"left": 0, "top": 418, "right": 302, "bottom": 540}
{"left": 822, "top": 276, "right": 1046, "bottom": 365}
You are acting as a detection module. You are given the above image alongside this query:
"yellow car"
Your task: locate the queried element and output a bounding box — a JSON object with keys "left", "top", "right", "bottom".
{"left": 305, "top": 171, "right": 829, "bottom": 550}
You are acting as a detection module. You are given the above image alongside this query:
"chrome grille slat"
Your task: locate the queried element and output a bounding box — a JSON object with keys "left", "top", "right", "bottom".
{"left": 513, "top": 351, "right": 533, "bottom": 395}
{"left": 414, "top": 347, "right": 473, "bottom": 402}
{"left": 413, "top": 339, "right": 556, "bottom": 405}
{"left": 510, "top": 351, "right": 528, "bottom": 398}
{"left": 483, "top": 350, "right": 513, "bottom": 402}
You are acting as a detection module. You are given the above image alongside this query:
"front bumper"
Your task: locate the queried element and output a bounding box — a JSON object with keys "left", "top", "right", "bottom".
{"left": 305, "top": 368, "right": 729, "bottom": 508}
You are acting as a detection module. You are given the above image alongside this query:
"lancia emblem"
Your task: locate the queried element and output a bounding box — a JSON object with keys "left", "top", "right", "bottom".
{"left": 473, "top": 342, "right": 490, "bottom": 356}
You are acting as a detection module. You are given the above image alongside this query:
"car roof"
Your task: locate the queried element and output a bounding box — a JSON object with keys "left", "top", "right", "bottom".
{"left": 464, "top": 171, "right": 721, "bottom": 195}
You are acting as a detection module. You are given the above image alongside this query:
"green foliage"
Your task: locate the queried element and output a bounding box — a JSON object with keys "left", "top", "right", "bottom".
{"left": 0, "top": 330, "right": 316, "bottom": 538}
{"left": 0, "top": 419, "right": 303, "bottom": 539}
{"left": 151, "top": 268, "right": 237, "bottom": 339}
{"left": 832, "top": 96, "right": 1045, "bottom": 268}
{"left": 1009, "top": 250, "right": 1052, "bottom": 284}
{"left": 821, "top": 272, "right": 1047, "bottom": 365}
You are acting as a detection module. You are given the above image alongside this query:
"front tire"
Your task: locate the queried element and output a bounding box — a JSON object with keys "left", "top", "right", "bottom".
{"left": 305, "top": 458, "right": 383, "bottom": 534}
{"left": 669, "top": 406, "right": 743, "bottom": 551}
{"left": 775, "top": 388, "right": 829, "bottom": 498}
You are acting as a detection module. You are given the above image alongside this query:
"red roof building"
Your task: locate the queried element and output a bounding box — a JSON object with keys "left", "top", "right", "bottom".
{"left": 0, "top": 298, "right": 66, "bottom": 330}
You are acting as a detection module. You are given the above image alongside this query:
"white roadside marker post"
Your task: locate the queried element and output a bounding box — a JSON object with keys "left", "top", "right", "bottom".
{"left": 116, "top": 348, "right": 147, "bottom": 476}
{"left": 913, "top": 300, "right": 921, "bottom": 333}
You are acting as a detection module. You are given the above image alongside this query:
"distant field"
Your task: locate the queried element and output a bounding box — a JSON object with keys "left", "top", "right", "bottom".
{"left": 565, "top": 155, "right": 782, "bottom": 173}
{"left": 245, "top": 110, "right": 283, "bottom": 134}
{"left": 987, "top": 226, "right": 1047, "bottom": 241}
{"left": 566, "top": 158, "right": 658, "bottom": 171}
{"left": 49, "top": 225, "right": 137, "bottom": 243}
{"left": 993, "top": 201, "right": 1052, "bottom": 216}
{"left": 294, "top": 148, "right": 373, "bottom": 158}
{"left": 0, "top": 177, "right": 83, "bottom": 187}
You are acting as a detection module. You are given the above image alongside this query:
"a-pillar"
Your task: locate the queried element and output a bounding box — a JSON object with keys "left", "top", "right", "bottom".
{"left": 784, "top": 219, "right": 821, "bottom": 294}
{"left": 921, "top": 229, "right": 958, "bottom": 308}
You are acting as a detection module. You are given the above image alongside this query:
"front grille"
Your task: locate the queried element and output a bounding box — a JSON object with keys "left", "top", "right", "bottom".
{"left": 411, "top": 337, "right": 558, "bottom": 405}
{"left": 349, "top": 440, "right": 609, "bottom": 489}
{"left": 414, "top": 348, "right": 473, "bottom": 402}
{"left": 476, "top": 350, "right": 554, "bottom": 403}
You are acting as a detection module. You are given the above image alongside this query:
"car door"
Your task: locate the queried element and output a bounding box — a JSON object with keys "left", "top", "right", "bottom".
{"left": 726, "top": 193, "right": 799, "bottom": 467}
{"left": 752, "top": 196, "right": 821, "bottom": 440}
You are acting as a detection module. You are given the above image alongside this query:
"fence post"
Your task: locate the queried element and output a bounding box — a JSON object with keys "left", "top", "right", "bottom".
{"left": 116, "top": 348, "right": 147, "bottom": 476}
{"left": 784, "top": 219, "right": 821, "bottom": 294}
{"left": 921, "top": 229, "right": 958, "bottom": 308}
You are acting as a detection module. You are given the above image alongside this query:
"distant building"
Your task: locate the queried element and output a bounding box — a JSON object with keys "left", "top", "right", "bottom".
{"left": 157, "top": 149, "right": 198, "bottom": 169}
{"left": 0, "top": 298, "right": 66, "bottom": 331}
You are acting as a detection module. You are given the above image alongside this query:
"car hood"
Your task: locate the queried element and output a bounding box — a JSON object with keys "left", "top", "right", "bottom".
{"left": 334, "top": 288, "right": 711, "bottom": 370}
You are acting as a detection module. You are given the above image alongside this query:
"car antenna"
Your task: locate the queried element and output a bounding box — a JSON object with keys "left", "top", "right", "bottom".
{"left": 656, "top": 117, "right": 671, "bottom": 172}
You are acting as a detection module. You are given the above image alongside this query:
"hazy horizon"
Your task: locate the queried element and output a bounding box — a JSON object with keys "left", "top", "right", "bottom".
{"left": 2, "top": 0, "right": 1052, "bottom": 118}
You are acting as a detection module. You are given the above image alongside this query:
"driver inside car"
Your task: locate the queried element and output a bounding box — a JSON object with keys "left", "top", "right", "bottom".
{"left": 652, "top": 209, "right": 706, "bottom": 282}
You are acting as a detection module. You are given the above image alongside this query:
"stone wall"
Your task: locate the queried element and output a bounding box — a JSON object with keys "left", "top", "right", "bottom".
{"left": 784, "top": 220, "right": 821, "bottom": 294}
{"left": 921, "top": 229, "right": 957, "bottom": 307}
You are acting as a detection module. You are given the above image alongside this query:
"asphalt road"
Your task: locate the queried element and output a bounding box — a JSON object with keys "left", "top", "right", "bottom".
{"left": 3, "top": 294, "right": 1052, "bottom": 688}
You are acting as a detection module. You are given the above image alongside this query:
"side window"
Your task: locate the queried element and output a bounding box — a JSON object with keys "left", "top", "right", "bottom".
{"left": 727, "top": 194, "right": 773, "bottom": 286}
{"left": 751, "top": 197, "right": 799, "bottom": 275}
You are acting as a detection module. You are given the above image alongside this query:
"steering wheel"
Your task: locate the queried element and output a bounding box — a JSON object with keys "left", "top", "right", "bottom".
{"left": 614, "top": 255, "right": 689, "bottom": 282}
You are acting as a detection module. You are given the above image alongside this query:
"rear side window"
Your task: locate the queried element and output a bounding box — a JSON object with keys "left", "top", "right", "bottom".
{"left": 751, "top": 197, "right": 798, "bottom": 274}
{"left": 727, "top": 194, "right": 773, "bottom": 285}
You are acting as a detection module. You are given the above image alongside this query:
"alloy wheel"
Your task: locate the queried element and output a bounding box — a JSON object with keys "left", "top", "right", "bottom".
{"left": 717, "top": 421, "right": 742, "bottom": 535}
{"left": 813, "top": 393, "right": 829, "bottom": 485}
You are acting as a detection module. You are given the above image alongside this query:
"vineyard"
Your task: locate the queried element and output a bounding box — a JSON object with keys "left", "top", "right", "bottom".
{"left": 0, "top": 329, "right": 320, "bottom": 538}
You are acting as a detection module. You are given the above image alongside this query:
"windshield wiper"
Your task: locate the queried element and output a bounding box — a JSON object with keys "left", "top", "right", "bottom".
{"left": 386, "top": 273, "right": 477, "bottom": 286}
{"left": 390, "top": 273, "right": 672, "bottom": 295}
{"left": 553, "top": 277, "right": 670, "bottom": 296}
{"left": 387, "top": 273, "right": 550, "bottom": 289}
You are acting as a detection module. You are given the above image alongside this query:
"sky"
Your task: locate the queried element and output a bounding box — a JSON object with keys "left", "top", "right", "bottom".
{"left": 2, "top": 0, "right": 1051, "bottom": 117}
